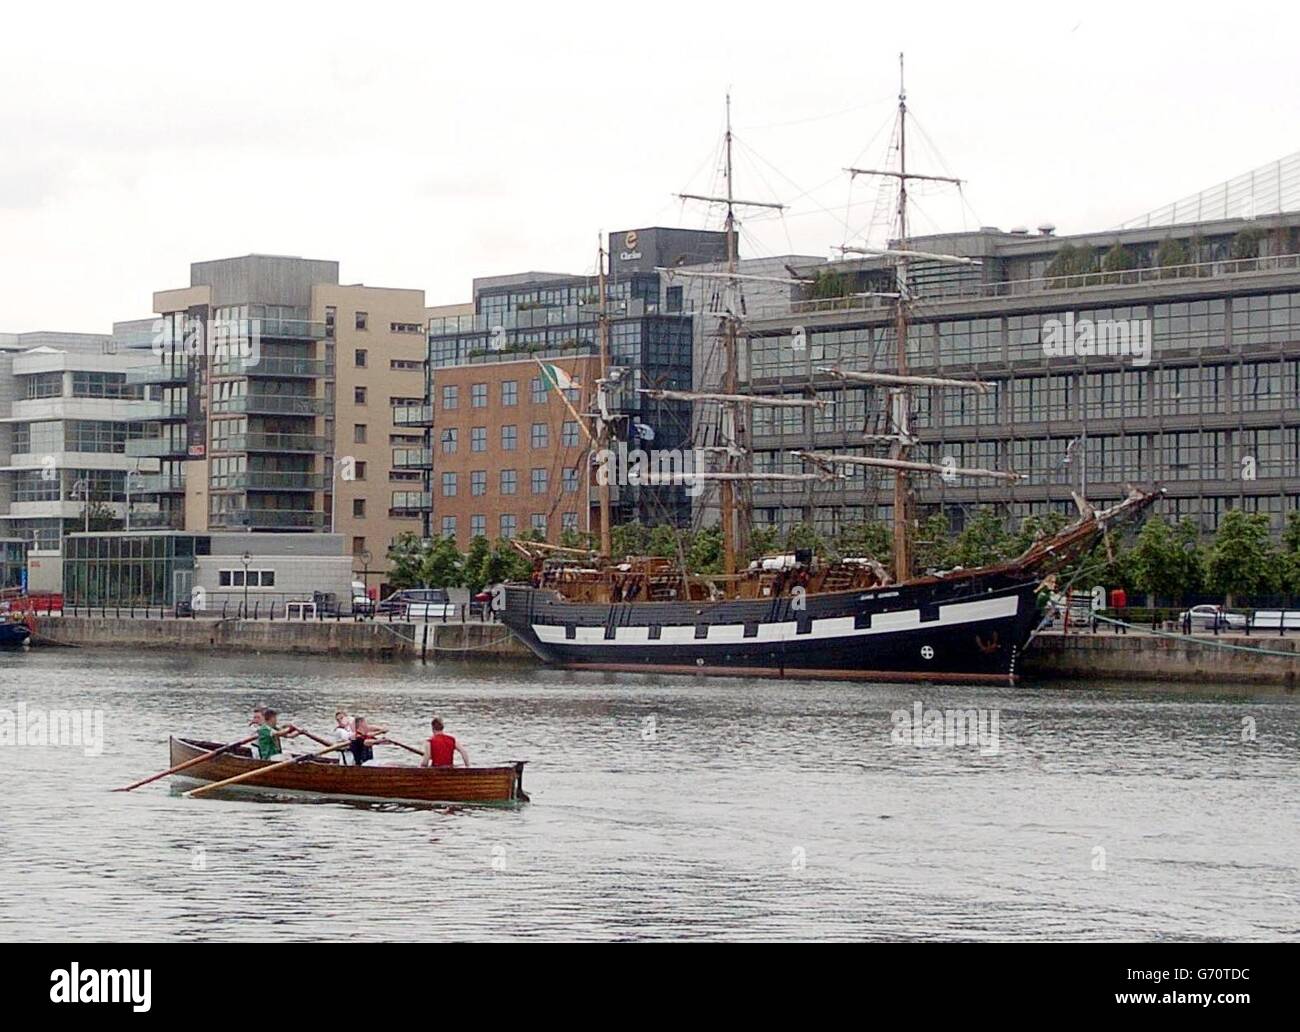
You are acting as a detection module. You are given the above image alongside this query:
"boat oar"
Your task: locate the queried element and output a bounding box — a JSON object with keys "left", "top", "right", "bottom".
{"left": 377, "top": 737, "right": 424, "bottom": 758}
{"left": 182, "top": 740, "right": 351, "bottom": 799}
{"left": 113, "top": 732, "right": 263, "bottom": 792}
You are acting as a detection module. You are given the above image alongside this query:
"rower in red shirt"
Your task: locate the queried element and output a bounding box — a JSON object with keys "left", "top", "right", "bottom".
{"left": 421, "top": 716, "right": 471, "bottom": 768}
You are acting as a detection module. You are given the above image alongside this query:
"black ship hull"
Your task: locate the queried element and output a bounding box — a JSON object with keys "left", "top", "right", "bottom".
{"left": 501, "top": 568, "right": 1043, "bottom": 684}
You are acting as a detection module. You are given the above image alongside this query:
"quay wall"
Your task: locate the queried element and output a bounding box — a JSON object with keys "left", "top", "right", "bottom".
{"left": 22, "top": 618, "right": 1300, "bottom": 686}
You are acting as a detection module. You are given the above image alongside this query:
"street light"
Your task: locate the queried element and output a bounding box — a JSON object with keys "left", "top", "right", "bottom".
{"left": 124, "top": 468, "right": 143, "bottom": 533}
{"left": 359, "top": 548, "right": 372, "bottom": 603}
{"left": 72, "top": 477, "right": 91, "bottom": 534}
{"left": 241, "top": 550, "right": 252, "bottom": 618}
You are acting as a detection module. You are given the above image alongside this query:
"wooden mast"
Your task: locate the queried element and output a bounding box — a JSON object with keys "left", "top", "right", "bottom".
{"left": 891, "top": 53, "right": 912, "bottom": 584}
{"left": 596, "top": 243, "right": 613, "bottom": 560}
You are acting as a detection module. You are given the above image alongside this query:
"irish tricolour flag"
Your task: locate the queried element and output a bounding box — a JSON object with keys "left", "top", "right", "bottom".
{"left": 539, "top": 362, "right": 580, "bottom": 393}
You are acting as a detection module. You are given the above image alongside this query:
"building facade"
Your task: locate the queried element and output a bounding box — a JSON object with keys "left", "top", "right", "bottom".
{"left": 0, "top": 331, "right": 157, "bottom": 591}
{"left": 718, "top": 213, "right": 1300, "bottom": 538}
{"left": 422, "top": 227, "right": 725, "bottom": 546}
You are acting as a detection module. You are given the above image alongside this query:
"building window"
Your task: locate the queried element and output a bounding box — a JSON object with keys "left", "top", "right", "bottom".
{"left": 500, "top": 513, "right": 517, "bottom": 538}
{"left": 563, "top": 467, "right": 579, "bottom": 493}
{"left": 500, "top": 469, "right": 517, "bottom": 495}
{"left": 501, "top": 424, "right": 517, "bottom": 450}
{"left": 470, "top": 426, "right": 487, "bottom": 452}
{"left": 471, "top": 470, "right": 487, "bottom": 496}
{"left": 354, "top": 424, "right": 367, "bottom": 444}
{"left": 531, "top": 377, "right": 548, "bottom": 404}
{"left": 470, "top": 514, "right": 486, "bottom": 538}
{"left": 471, "top": 383, "right": 487, "bottom": 407}
{"left": 501, "top": 380, "right": 518, "bottom": 406}
{"left": 442, "top": 384, "right": 459, "bottom": 410}
{"left": 441, "top": 472, "right": 458, "bottom": 497}
{"left": 353, "top": 499, "right": 366, "bottom": 518}
{"left": 354, "top": 461, "right": 367, "bottom": 481}
{"left": 531, "top": 468, "right": 548, "bottom": 494}
{"left": 666, "top": 285, "right": 683, "bottom": 312}
{"left": 354, "top": 386, "right": 367, "bottom": 405}
{"left": 531, "top": 513, "right": 547, "bottom": 536}
{"left": 561, "top": 421, "right": 580, "bottom": 447}
{"left": 440, "top": 428, "right": 458, "bottom": 454}
{"left": 355, "top": 348, "right": 367, "bottom": 367}
{"left": 218, "top": 569, "right": 276, "bottom": 588}
{"left": 441, "top": 515, "right": 457, "bottom": 539}
{"left": 531, "top": 423, "right": 549, "bottom": 449}
{"left": 561, "top": 512, "right": 578, "bottom": 532}
{"left": 352, "top": 536, "right": 366, "bottom": 554}
{"left": 355, "top": 312, "right": 368, "bottom": 331}
{"left": 325, "top": 305, "right": 336, "bottom": 339}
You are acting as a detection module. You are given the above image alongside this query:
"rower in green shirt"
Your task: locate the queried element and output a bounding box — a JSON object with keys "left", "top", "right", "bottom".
{"left": 257, "top": 709, "right": 294, "bottom": 760}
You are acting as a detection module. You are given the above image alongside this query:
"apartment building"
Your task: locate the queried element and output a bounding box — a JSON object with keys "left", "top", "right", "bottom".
{"left": 0, "top": 330, "right": 155, "bottom": 591}
{"left": 137, "top": 256, "right": 433, "bottom": 583}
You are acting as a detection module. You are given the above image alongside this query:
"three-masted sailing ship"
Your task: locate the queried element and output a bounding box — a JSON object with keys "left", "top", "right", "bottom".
{"left": 500, "top": 60, "right": 1161, "bottom": 684}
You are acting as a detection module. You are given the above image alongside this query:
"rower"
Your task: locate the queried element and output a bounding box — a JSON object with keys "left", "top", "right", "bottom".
{"left": 421, "top": 717, "right": 470, "bottom": 768}
{"left": 330, "top": 709, "right": 356, "bottom": 765}
{"left": 256, "top": 709, "right": 298, "bottom": 761}
{"left": 349, "top": 716, "right": 388, "bottom": 767}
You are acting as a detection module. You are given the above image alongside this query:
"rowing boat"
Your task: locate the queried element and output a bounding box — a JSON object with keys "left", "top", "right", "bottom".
{"left": 168, "top": 736, "right": 528, "bottom": 805}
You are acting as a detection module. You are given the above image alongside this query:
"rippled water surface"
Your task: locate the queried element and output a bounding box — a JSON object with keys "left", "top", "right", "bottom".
{"left": 0, "top": 648, "right": 1296, "bottom": 941}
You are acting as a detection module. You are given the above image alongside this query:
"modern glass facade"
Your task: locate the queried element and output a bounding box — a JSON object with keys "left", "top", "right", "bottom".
{"left": 1, "top": 539, "right": 26, "bottom": 590}
{"left": 732, "top": 216, "right": 1300, "bottom": 537}
{"left": 63, "top": 533, "right": 210, "bottom": 606}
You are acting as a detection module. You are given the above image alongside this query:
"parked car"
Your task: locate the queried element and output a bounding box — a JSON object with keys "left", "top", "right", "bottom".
{"left": 376, "top": 588, "right": 456, "bottom": 620}
{"left": 1178, "top": 604, "right": 1247, "bottom": 630}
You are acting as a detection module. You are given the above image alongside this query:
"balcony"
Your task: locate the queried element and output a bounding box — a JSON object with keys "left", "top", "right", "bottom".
{"left": 254, "top": 318, "right": 326, "bottom": 341}
{"left": 392, "top": 403, "right": 434, "bottom": 427}
{"left": 208, "top": 508, "right": 325, "bottom": 530}
{"left": 134, "top": 473, "right": 186, "bottom": 494}
{"left": 128, "top": 398, "right": 188, "bottom": 421}
{"left": 212, "top": 394, "right": 324, "bottom": 416}
{"left": 388, "top": 492, "right": 432, "bottom": 517}
{"left": 128, "top": 510, "right": 185, "bottom": 531}
{"left": 126, "top": 437, "right": 188, "bottom": 459}
{"left": 125, "top": 362, "right": 189, "bottom": 386}
{"left": 392, "top": 447, "right": 431, "bottom": 469}
{"left": 223, "top": 433, "right": 328, "bottom": 453}
{"left": 228, "top": 471, "right": 325, "bottom": 492}
{"left": 212, "top": 357, "right": 325, "bottom": 379}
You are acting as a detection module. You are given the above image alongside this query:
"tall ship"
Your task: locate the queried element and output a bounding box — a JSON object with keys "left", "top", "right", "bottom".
{"left": 500, "top": 60, "right": 1160, "bottom": 684}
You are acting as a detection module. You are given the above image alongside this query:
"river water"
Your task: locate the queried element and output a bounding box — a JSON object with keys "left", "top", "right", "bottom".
{"left": 0, "top": 648, "right": 1295, "bottom": 941}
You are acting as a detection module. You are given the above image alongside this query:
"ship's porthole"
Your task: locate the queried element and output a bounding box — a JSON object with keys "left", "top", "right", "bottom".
{"left": 921, "top": 645, "right": 935, "bottom": 660}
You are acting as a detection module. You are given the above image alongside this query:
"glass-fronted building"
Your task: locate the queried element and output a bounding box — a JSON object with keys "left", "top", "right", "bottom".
{"left": 723, "top": 213, "right": 1300, "bottom": 536}
{"left": 63, "top": 532, "right": 210, "bottom": 607}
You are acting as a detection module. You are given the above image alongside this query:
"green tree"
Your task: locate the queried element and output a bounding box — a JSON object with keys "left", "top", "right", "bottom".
{"left": 386, "top": 532, "right": 427, "bottom": 589}
{"left": 1101, "top": 242, "right": 1137, "bottom": 274}
{"left": 951, "top": 507, "right": 1010, "bottom": 568}
{"left": 420, "top": 535, "right": 465, "bottom": 588}
{"left": 1156, "top": 237, "right": 1190, "bottom": 276}
{"left": 746, "top": 524, "right": 781, "bottom": 561}
{"left": 687, "top": 525, "right": 724, "bottom": 575}
{"left": 834, "top": 521, "right": 891, "bottom": 562}
{"left": 1206, "top": 509, "right": 1276, "bottom": 605}
{"left": 1008, "top": 511, "right": 1070, "bottom": 556}
{"left": 463, "top": 535, "right": 492, "bottom": 591}
{"left": 1044, "top": 243, "right": 1098, "bottom": 285}
{"left": 559, "top": 527, "right": 595, "bottom": 551}
{"left": 648, "top": 524, "right": 680, "bottom": 559}
{"left": 913, "top": 512, "right": 954, "bottom": 572}
{"left": 1129, "top": 515, "right": 1204, "bottom": 604}
{"left": 611, "top": 523, "right": 650, "bottom": 558}
{"left": 1230, "top": 227, "right": 1264, "bottom": 260}
{"left": 810, "top": 269, "right": 852, "bottom": 300}
{"left": 479, "top": 538, "right": 533, "bottom": 587}
{"left": 785, "top": 522, "right": 826, "bottom": 556}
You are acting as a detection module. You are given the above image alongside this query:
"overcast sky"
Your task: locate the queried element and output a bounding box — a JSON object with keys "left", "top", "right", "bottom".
{"left": 2, "top": 0, "right": 1296, "bottom": 333}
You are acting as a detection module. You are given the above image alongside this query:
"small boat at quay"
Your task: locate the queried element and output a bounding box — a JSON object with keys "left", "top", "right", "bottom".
{"left": 167, "top": 736, "right": 529, "bottom": 806}
{"left": 0, "top": 620, "right": 32, "bottom": 648}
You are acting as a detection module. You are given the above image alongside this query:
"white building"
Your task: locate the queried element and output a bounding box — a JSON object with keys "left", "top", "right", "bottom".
{"left": 0, "top": 331, "right": 157, "bottom": 592}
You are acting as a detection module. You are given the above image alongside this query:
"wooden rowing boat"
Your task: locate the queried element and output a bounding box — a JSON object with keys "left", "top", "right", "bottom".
{"left": 168, "top": 736, "right": 528, "bottom": 805}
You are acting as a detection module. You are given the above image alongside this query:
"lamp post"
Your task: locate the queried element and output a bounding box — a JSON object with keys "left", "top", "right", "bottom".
{"left": 72, "top": 477, "right": 90, "bottom": 534}
{"left": 241, "top": 550, "right": 252, "bottom": 618}
{"left": 124, "top": 468, "right": 142, "bottom": 533}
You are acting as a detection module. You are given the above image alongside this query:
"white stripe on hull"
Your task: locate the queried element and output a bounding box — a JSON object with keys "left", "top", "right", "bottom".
{"left": 532, "top": 593, "right": 1019, "bottom": 646}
